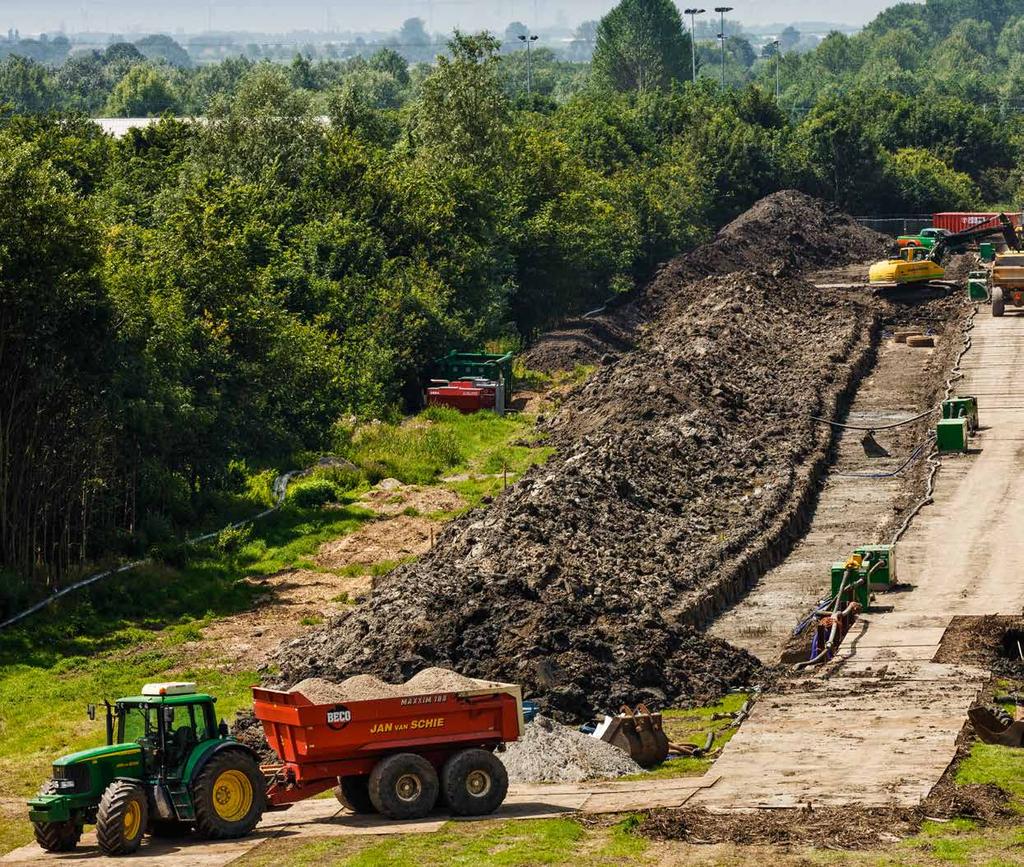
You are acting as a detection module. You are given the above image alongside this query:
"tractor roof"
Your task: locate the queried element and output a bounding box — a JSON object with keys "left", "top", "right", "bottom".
{"left": 116, "top": 693, "right": 216, "bottom": 706}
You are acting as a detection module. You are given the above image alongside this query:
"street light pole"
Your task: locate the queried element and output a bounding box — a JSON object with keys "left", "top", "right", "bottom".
{"left": 714, "top": 6, "right": 732, "bottom": 87}
{"left": 683, "top": 8, "right": 705, "bottom": 83}
{"left": 772, "top": 39, "right": 781, "bottom": 102}
{"left": 518, "top": 33, "right": 539, "bottom": 95}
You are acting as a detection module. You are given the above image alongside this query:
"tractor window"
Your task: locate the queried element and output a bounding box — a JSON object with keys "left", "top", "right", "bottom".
{"left": 118, "top": 705, "right": 155, "bottom": 744}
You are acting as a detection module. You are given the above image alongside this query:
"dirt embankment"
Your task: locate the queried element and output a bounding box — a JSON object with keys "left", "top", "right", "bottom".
{"left": 273, "top": 192, "right": 889, "bottom": 720}
{"left": 523, "top": 190, "right": 887, "bottom": 373}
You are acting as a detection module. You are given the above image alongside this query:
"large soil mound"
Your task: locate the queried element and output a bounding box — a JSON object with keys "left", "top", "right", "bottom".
{"left": 523, "top": 190, "right": 886, "bottom": 372}
{"left": 274, "top": 193, "right": 882, "bottom": 720}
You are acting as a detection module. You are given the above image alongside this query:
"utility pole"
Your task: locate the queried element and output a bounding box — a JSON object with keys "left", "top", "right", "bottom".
{"left": 683, "top": 8, "right": 705, "bottom": 82}
{"left": 714, "top": 6, "right": 732, "bottom": 87}
{"left": 518, "top": 32, "right": 538, "bottom": 95}
{"left": 772, "top": 38, "right": 781, "bottom": 102}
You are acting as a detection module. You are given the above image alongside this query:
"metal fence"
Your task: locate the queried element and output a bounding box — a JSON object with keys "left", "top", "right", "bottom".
{"left": 854, "top": 216, "right": 933, "bottom": 237}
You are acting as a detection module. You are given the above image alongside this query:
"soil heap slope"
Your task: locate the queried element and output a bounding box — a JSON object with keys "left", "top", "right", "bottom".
{"left": 275, "top": 192, "right": 885, "bottom": 719}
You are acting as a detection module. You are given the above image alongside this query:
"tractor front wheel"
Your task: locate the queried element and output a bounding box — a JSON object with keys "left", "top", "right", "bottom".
{"left": 33, "top": 819, "right": 82, "bottom": 852}
{"left": 96, "top": 780, "right": 148, "bottom": 856}
{"left": 191, "top": 750, "right": 265, "bottom": 840}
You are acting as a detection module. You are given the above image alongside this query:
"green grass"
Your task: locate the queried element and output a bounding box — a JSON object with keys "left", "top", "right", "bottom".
{"left": 339, "top": 406, "right": 552, "bottom": 495}
{"left": 238, "top": 817, "right": 649, "bottom": 867}
{"left": 956, "top": 742, "right": 1024, "bottom": 804}
{"left": 619, "top": 693, "right": 748, "bottom": 781}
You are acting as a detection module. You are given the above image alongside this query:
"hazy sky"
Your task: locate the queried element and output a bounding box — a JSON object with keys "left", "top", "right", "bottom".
{"left": 3, "top": 0, "right": 906, "bottom": 36}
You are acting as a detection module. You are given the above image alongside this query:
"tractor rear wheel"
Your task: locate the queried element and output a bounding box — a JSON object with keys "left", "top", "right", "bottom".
{"left": 96, "top": 780, "right": 148, "bottom": 856}
{"left": 33, "top": 820, "right": 82, "bottom": 852}
{"left": 368, "top": 753, "right": 439, "bottom": 819}
{"left": 335, "top": 776, "right": 375, "bottom": 814}
{"left": 441, "top": 749, "right": 508, "bottom": 816}
{"left": 191, "top": 750, "right": 265, "bottom": 840}
{"left": 993, "top": 286, "right": 1005, "bottom": 317}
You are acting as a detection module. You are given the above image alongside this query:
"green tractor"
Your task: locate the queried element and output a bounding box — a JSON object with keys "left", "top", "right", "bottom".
{"left": 28, "top": 682, "right": 265, "bottom": 856}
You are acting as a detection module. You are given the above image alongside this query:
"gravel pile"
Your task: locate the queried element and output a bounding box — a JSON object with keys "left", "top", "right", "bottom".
{"left": 273, "top": 193, "right": 886, "bottom": 720}
{"left": 286, "top": 668, "right": 490, "bottom": 703}
{"left": 499, "top": 715, "right": 642, "bottom": 783}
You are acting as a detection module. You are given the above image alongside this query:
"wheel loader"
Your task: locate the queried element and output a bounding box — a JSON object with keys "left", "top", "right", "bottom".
{"left": 28, "top": 682, "right": 264, "bottom": 856}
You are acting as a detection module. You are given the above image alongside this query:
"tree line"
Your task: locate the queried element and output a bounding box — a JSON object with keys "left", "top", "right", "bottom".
{"left": 1, "top": 0, "right": 1021, "bottom": 613}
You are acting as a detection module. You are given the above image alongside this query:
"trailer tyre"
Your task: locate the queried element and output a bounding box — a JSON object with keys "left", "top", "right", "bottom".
{"left": 441, "top": 749, "right": 508, "bottom": 816}
{"left": 993, "top": 286, "right": 1005, "bottom": 317}
{"left": 96, "top": 780, "right": 148, "bottom": 855}
{"left": 33, "top": 820, "right": 82, "bottom": 852}
{"left": 192, "top": 750, "right": 265, "bottom": 840}
{"left": 368, "top": 753, "right": 439, "bottom": 819}
{"left": 335, "top": 776, "right": 376, "bottom": 814}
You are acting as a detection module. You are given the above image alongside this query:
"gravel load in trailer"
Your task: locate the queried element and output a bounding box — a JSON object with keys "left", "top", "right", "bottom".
{"left": 274, "top": 192, "right": 888, "bottom": 719}
{"left": 254, "top": 671, "right": 523, "bottom": 819}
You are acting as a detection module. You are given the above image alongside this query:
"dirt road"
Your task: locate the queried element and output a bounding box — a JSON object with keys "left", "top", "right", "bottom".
{"left": 694, "top": 305, "right": 1024, "bottom": 809}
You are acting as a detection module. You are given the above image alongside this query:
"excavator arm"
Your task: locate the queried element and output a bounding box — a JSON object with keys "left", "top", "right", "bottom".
{"left": 929, "top": 213, "right": 1020, "bottom": 263}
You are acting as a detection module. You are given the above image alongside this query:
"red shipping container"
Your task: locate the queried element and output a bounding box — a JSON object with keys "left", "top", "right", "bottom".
{"left": 932, "top": 212, "right": 1022, "bottom": 233}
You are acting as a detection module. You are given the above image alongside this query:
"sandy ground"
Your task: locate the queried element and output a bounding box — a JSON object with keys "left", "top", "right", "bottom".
{"left": 693, "top": 305, "right": 1024, "bottom": 809}
{"left": 197, "top": 483, "right": 461, "bottom": 670}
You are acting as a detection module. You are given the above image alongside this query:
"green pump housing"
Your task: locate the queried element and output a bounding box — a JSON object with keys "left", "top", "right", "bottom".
{"left": 27, "top": 683, "right": 264, "bottom": 856}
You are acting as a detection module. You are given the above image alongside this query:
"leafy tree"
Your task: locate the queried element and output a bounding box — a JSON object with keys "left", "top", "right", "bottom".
{"left": 884, "top": 147, "right": 982, "bottom": 211}
{"left": 414, "top": 32, "right": 509, "bottom": 170}
{"left": 592, "top": 0, "right": 694, "bottom": 92}
{"left": 0, "top": 56, "right": 54, "bottom": 112}
{"left": 105, "top": 64, "right": 179, "bottom": 116}
{"left": 135, "top": 34, "right": 192, "bottom": 69}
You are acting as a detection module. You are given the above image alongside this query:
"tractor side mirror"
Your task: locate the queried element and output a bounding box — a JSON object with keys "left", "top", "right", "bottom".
{"left": 218, "top": 718, "right": 229, "bottom": 738}
{"left": 87, "top": 704, "right": 96, "bottom": 721}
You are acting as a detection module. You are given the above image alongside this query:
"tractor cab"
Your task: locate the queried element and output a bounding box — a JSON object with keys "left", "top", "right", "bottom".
{"left": 110, "top": 683, "right": 224, "bottom": 778}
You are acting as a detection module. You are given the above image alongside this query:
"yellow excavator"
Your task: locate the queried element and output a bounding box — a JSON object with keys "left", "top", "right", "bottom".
{"left": 869, "top": 214, "right": 1020, "bottom": 287}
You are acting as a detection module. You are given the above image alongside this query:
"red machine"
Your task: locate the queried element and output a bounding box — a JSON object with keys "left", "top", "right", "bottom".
{"left": 426, "top": 379, "right": 502, "bottom": 414}
{"left": 252, "top": 682, "right": 523, "bottom": 819}
{"left": 932, "top": 211, "right": 1023, "bottom": 233}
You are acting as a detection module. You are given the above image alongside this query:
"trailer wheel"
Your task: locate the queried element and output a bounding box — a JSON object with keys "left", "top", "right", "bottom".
{"left": 335, "top": 776, "right": 376, "bottom": 814}
{"left": 96, "top": 780, "right": 148, "bottom": 855}
{"left": 192, "top": 749, "right": 265, "bottom": 840}
{"left": 441, "top": 749, "right": 508, "bottom": 816}
{"left": 368, "top": 753, "right": 439, "bottom": 819}
{"left": 33, "top": 820, "right": 82, "bottom": 853}
{"left": 993, "top": 286, "right": 1005, "bottom": 317}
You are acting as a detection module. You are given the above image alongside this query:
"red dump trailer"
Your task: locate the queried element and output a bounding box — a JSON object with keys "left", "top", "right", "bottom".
{"left": 252, "top": 681, "right": 523, "bottom": 819}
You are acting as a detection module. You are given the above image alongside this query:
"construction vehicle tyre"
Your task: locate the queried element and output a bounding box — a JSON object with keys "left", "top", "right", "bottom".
{"left": 441, "top": 749, "right": 508, "bottom": 816}
{"left": 96, "top": 780, "right": 148, "bottom": 856}
{"left": 990, "top": 706, "right": 1014, "bottom": 729}
{"left": 993, "top": 286, "right": 1005, "bottom": 317}
{"left": 368, "top": 753, "right": 439, "bottom": 819}
{"left": 335, "top": 776, "right": 376, "bottom": 814}
{"left": 191, "top": 750, "right": 265, "bottom": 840}
{"left": 32, "top": 820, "right": 82, "bottom": 853}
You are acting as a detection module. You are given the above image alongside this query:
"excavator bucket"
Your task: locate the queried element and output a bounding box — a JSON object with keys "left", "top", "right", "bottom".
{"left": 599, "top": 705, "right": 670, "bottom": 768}
{"left": 968, "top": 706, "right": 1024, "bottom": 748}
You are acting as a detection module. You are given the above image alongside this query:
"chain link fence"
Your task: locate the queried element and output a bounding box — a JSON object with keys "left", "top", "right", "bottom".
{"left": 854, "top": 216, "right": 933, "bottom": 237}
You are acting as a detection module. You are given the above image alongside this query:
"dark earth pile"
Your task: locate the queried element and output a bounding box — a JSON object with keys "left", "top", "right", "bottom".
{"left": 523, "top": 190, "right": 887, "bottom": 372}
{"left": 274, "top": 193, "right": 886, "bottom": 721}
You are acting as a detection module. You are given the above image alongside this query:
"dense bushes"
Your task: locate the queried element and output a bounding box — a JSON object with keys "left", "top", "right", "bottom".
{"left": 3, "top": 0, "right": 1022, "bottom": 612}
